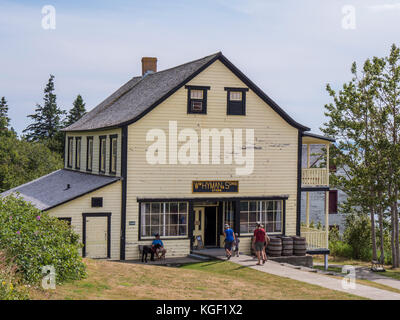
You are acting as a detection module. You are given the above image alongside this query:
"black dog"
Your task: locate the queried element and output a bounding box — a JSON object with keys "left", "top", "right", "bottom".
{"left": 141, "top": 245, "right": 155, "bottom": 263}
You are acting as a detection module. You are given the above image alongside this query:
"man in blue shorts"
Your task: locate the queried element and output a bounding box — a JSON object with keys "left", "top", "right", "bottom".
{"left": 223, "top": 224, "right": 235, "bottom": 260}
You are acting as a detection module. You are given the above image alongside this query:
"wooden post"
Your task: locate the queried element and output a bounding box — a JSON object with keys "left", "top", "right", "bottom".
{"left": 325, "top": 143, "right": 330, "bottom": 248}
{"left": 306, "top": 192, "right": 310, "bottom": 227}
{"left": 325, "top": 190, "right": 329, "bottom": 249}
{"left": 306, "top": 143, "right": 310, "bottom": 227}
{"left": 326, "top": 143, "right": 330, "bottom": 185}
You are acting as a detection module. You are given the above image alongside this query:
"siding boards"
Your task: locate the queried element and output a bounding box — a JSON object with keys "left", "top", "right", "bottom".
{"left": 47, "top": 181, "right": 121, "bottom": 260}
{"left": 125, "top": 60, "right": 298, "bottom": 258}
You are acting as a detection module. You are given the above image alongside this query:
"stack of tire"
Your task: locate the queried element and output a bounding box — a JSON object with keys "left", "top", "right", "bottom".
{"left": 292, "top": 236, "right": 307, "bottom": 256}
{"left": 266, "top": 237, "right": 282, "bottom": 257}
{"left": 281, "top": 236, "right": 294, "bottom": 256}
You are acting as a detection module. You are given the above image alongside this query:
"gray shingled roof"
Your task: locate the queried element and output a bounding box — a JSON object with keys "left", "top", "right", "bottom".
{"left": 64, "top": 52, "right": 220, "bottom": 131}
{"left": 0, "top": 169, "right": 120, "bottom": 211}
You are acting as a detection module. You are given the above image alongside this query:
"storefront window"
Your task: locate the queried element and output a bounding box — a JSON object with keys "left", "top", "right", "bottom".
{"left": 223, "top": 201, "right": 234, "bottom": 229}
{"left": 239, "top": 200, "right": 283, "bottom": 234}
{"left": 141, "top": 202, "right": 188, "bottom": 238}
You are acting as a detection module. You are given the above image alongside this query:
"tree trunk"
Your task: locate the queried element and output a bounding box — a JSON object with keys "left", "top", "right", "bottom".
{"left": 391, "top": 202, "right": 398, "bottom": 268}
{"left": 378, "top": 203, "right": 385, "bottom": 264}
{"left": 370, "top": 204, "right": 378, "bottom": 261}
{"left": 394, "top": 188, "right": 400, "bottom": 268}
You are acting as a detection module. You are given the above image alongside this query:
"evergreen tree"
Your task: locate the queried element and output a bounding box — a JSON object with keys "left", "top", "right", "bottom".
{"left": 23, "top": 75, "right": 65, "bottom": 142}
{"left": 0, "top": 96, "right": 10, "bottom": 131}
{"left": 64, "top": 94, "right": 86, "bottom": 127}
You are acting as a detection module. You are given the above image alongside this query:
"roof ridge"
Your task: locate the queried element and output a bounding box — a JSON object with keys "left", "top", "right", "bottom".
{"left": 150, "top": 52, "right": 221, "bottom": 76}
{"left": 64, "top": 75, "right": 144, "bottom": 130}
{"left": 64, "top": 52, "right": 221, "bottom": 131}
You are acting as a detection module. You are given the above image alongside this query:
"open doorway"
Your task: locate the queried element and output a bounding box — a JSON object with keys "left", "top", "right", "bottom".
{"left": 204, "top": 206, "right": 217, "bottom": 247}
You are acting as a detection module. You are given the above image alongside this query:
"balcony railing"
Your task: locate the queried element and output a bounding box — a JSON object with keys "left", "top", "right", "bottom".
{"left": 302, "top": 168, "right": 328, "bottom": 186}
{"left": 301, "top": 226, "right": 328, "bottom": 249}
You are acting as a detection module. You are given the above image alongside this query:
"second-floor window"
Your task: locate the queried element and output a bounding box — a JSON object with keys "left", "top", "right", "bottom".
{"left": 67, "top": 137, "right": 73, "bottom": 168}
{"left": 75, "top": 137, "right": 81, "bottom": 169}
{"left": 86, "top": 137, "right": 93, "bottom": 171}
{"left": 185, "top": 85, "right": 210, "bottom": 114}
{"left": 109, "top": 135, "right": 118, "bottom": 174}
{"left": 99, "top": 136, "right": 106, "bottom": 173}
{"left": 225, "top": 87, "right": 248, "bottom": 115}
{"left": 329, "top": 190, "right": 338, "bottom": 214}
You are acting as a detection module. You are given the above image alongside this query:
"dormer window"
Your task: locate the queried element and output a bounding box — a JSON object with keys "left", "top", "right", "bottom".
{"left": 185, "top": 85, "right": 210, "bottom": 114}
{"left": 225, "top": 87, "right": 248, "bottom": 115}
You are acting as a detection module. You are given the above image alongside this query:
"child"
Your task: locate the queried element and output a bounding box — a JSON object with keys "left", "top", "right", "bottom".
{"left": 233, "top": 233, "right": 240, "bottom": 257}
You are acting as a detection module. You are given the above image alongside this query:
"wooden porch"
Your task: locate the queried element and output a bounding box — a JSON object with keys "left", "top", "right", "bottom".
{"left": 301, "top": 132, "right": 334, "bottom": 250}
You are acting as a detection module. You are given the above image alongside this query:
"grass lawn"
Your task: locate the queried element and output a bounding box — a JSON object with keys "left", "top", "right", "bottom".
{"left": 31, "top": 259, "right": 363, "bottom": 300}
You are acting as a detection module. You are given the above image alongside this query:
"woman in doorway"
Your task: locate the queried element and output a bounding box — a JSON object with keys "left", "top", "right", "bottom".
{"left": 223, "top": 224, "right": 235, "bottom": 260}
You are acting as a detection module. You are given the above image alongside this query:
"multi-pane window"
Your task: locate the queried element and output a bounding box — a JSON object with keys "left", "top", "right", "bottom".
{"left": 140, "top": 202, "right": 188, "bottom": 238}
{"left": 86, "top": 137, "right": 93, "bottom": 171}
{"left": 99, "top": 136, "right": 106, "bottom": 173}
{"left": 223, "top": 201, "right": 235, "bottom": 229}
{"left": 109, "top": 135, "right": 118, "bottom": 174}
{"left": 67, "top": 137, "right": 73, "bottom": 168}
{"left": 186, "top": 86, "right": 209, "bottom": 114}
{"left": 226, "top": 87, "right": 248, "bottom": 115}
{"left": 239, "top": 200, "right": 283, "bottom": 234}
{"left": 230, "top": 91, "right": 242, "bottom": 101}
{"left": 75, "top": 137, "right": 81, "bottom": 169}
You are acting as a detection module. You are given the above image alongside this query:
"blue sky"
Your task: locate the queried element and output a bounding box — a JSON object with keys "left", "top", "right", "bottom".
{"left": 1, "top": 0, "right": 400, "bottom": 134}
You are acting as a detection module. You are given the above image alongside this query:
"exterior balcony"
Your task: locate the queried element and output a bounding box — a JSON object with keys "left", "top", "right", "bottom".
{"left": 300, "top": 132, "right": 335, "bottom": 251}
{"left": 302, "top": 168, "right": 329, "bottom": 187}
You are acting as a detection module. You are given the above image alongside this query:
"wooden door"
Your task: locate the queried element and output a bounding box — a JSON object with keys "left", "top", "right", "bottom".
{"left": 193, "top": 207, "right": 205, "bottom": 248}
{"left": 85, "top": 216, "right": 108, "bottom": 258}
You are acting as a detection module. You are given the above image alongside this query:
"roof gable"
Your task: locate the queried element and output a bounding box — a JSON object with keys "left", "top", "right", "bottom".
{"left": 64, "top": 52, "right": 310, "bottom": 132}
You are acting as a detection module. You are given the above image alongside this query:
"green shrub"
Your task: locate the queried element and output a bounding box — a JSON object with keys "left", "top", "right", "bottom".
{"left": 343, "top": 213, "right": 372, "bottom": 261}
{"left": 329, "top": 240, "right": 353, "bottom": 258}
{"left": 0, "top": 251, "right": 28, "bottom": 300}
{"left": 0, "top": 195, "right": 86, "bottom": 285}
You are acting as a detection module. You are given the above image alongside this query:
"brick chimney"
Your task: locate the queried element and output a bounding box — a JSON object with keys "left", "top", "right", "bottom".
{"left": 141, "top": 57, "right": 157, "bottom": 76}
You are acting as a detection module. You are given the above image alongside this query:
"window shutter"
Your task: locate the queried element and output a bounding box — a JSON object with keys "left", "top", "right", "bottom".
{"left": 329, "top": 190, "right": 338, "bottom": 214}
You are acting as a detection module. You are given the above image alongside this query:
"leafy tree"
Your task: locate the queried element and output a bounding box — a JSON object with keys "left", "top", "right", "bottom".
{"left": 0, "top": 96, "right": 10, "bottom": 131}
{"left": 0, "top": 133, "right": 63, "bottom": 192}
{"left": 322, "top": 44, "right": 400, "bottom": 267}
{"left": 23, "top": 75, "right": 65, "bottom": 153}
{"left": 64, "top": 94, "right": 86, "bottom": 127}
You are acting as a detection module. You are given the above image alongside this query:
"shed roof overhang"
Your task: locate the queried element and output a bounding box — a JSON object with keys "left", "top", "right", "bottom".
{"left": 302, "top": 132, "right": 335, "bottom": 145}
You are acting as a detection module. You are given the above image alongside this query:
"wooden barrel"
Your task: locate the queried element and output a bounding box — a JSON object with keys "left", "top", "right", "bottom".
{"left": 292, "top": 236, "right": 307, "bottom": 256}
{"left": 266, "top": 237, "right": 282, "bottom": 257}
{"left": 281, "top": 236, "right": 293, "bottom": 256}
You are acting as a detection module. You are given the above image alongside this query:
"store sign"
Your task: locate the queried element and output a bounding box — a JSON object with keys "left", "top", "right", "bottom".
{"left": 192, "top": 181, "right": 239, "bottom": 193}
